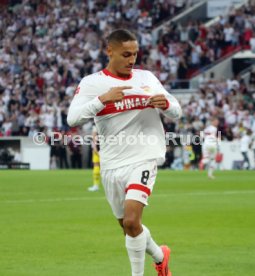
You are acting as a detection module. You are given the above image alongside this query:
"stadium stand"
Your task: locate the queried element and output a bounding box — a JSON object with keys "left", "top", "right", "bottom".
{"left": 0, "top": 0, "right": 254, "bottom": 169}
{"left": 0, "top": 0, "right": 198, "bottom": 137}
{"left": 153, "top": 0, "right": 255, "bottom": 87}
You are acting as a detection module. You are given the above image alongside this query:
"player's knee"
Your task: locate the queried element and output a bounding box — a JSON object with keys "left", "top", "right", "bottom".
{"left": 123, "top": 217, "right": 140, "bottom": 236}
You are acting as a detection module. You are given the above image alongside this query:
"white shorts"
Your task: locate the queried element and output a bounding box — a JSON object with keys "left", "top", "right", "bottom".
{"left": 202, "top": 143, "right": 217, "bottom": 163}
{"left": 101, "top": 160, "right": 157, "bottom": 219}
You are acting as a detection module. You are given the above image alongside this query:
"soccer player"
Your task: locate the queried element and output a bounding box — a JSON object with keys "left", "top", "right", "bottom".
{"left": 88, "top": 124, "right": 100, "bottom": 191}
{"left": 240, "top": 129, "right": 252, "bottom": 170}
{"left": 199, "top": 118, "right": 219, "bottom": 179}
{"left": 67, "top": 29, "right": 182, "bottom": 276}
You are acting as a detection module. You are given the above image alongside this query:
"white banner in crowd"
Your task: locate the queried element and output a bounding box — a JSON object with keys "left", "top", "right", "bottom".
{"left": 207, "top": 0, "right": 246, "bottom": 18}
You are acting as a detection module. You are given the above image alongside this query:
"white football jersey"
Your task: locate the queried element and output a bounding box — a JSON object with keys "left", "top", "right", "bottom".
{"left": 67, "top": 69, "right": 182, "bottom": 170}
{"left": 203, "top": 125, "right": 218, "bottom": 144}
{"left": 240, "top": 134, "right": 251, "bottom": 152}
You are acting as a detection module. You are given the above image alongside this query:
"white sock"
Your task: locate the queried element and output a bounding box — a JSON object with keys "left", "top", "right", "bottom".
{"left": 125, "top": 231, "right": 147, "bottom": 276}
{"left": 142, "top": 225, "right": 164, "bottom": 263}
{"left": 208, "top": 160, "right": 214, "bottom": 176}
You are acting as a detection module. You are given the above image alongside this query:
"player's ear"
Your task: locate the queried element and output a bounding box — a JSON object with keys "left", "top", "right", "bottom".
{"left": 106, "top": 45, "right": 112, "bottom": 58}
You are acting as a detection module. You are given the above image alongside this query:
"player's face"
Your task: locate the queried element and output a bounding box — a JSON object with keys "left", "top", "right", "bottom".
{"left": 107, "top": 40, "right": 139, "bottom": 76}
{"left": 213, "top": 119, "right": 219, "bottom": 127}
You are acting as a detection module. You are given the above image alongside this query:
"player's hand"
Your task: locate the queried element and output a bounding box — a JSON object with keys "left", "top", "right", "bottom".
{"left": 148, "top": 94, "right": 168, "bottom": 109}
{"left": 99, "top": 86, "right": 132, "bottom": 104}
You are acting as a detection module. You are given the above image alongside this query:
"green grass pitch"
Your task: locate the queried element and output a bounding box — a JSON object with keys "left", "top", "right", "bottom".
{"left": 0, "top": 170, "right": 255, "bottom": 276}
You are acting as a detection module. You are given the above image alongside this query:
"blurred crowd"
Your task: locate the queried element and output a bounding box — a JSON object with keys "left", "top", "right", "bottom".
{"left": 166, "top": 73, "right": 255, "bottom": 140}
{"left": 0, "top": 0, "right": 255, "bottom": 164}
{"left": 161, "top": 71, "right": 255, "bottom": 169}
{"left": 0, "top": 0, "right": 196, "bottom": 137}
{"left": 156, "top": 0, "right": 255, "bottom": 88}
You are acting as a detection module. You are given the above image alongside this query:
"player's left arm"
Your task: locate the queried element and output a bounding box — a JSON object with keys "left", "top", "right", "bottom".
{"left": 147, "top": 71, "right": 182, "bottom": 119}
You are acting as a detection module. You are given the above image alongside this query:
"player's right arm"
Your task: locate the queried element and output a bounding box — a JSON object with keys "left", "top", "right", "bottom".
{"left": 67, "top": 79, "right": 105, "bottom": 127}
{"left": 67, "top": 78, "right": 131, "bottom": 127}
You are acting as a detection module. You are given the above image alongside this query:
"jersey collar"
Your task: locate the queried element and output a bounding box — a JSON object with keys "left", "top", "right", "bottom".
{"left": 102, "top": 68, "right": 132, "bottom": 80}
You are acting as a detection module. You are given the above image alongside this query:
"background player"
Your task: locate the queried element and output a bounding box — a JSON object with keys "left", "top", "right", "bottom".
{"left": 88, "top": 124, "right": 100, "bottom": 191}
{"left": 200, "top": 117, "right": 219, "bottom": 179}
{"left": 240, "top": 129, "right": 252, "bottom": 170}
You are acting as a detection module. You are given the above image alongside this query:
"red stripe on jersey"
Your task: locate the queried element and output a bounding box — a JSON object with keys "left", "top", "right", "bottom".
{"left": 74, "top": 86, "right": 80, "bottom": 95}
{"left": 97, "top": 95, "right": 152, "bottom": 116}
{"left": 125, "top": 184, "right": 151, "bottom": 196}
{"left": 102, "top": 68, "right": 132, "bottom": 80}
{"left": 162, "top": 99, "right": 170, "bottom": 110}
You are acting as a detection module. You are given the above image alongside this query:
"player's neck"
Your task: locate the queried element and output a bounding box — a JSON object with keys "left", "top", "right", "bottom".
{"left": 104, "top": 66, "right": 132, "bottom": 80}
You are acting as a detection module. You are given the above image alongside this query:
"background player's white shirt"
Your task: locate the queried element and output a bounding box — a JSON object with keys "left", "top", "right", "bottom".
{"left": 240, "top": 134, "right": 251, "bottom": 153}
{"left": 67, "top": 69, "right": 182, "bottom": 170}
{"left": 203, "top": 125, "right": 218, "bottom": 145}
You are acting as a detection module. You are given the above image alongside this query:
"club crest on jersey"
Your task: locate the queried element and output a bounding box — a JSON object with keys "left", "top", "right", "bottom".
{"left": 140, "top": 86, "right": 151, "bottom": 93}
